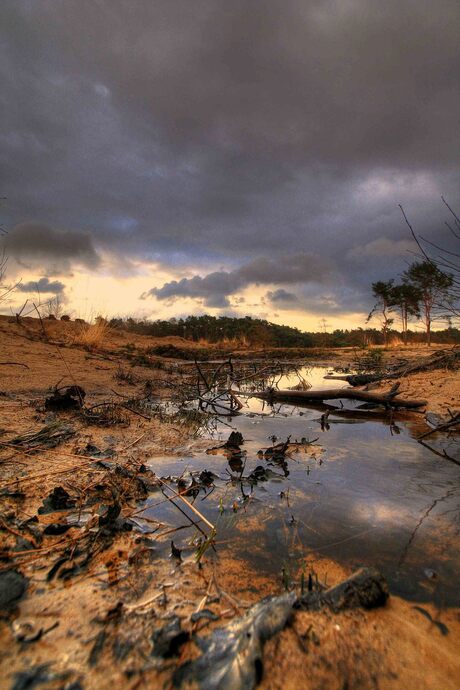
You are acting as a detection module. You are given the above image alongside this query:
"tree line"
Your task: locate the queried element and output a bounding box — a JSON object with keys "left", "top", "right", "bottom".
{"left": 109, "top": 312, "right": 460, "bottom": 349}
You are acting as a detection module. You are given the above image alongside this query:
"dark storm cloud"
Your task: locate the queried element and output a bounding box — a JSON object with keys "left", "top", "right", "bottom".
{"left": 17, "top": 276, "right": 65, "bottom": 294}
{"left": 270, "top": 286, "right": 369, "bottom": 317}
{"left": 147, "top": 253, "right": 332, "bottom": 306}
{"left": 267, "top": 289, "right": 299, "bottom": 303}
{"left": 6, "top": 223, "right": 101, "bottom": 272}
{"left": 1, "top": 1, "right": 460, "bottom": 314}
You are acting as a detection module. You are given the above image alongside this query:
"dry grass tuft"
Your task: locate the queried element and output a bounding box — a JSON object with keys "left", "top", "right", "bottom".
{"left": 386, "top": 336, "right": 405, "bottom": 348}
{"left": 196, "top": 335, "right": 250, "bottom": 349}
{"left": 74, "top": 318, "right": 111, "bottom": 348}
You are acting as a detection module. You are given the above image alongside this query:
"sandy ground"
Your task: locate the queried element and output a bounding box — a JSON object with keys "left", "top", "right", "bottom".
{"left": 0, "top": 316, "right": 459, "bottom": 690}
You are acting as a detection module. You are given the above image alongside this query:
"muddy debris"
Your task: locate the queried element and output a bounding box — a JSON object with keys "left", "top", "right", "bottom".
{"left": 98, "top": 501, "right": 122, "bottom": 527}
{"left": 12, "top": 620, "right": 59, "bottom": 645}
{"left": 82, "top": 402, "right": 130, "bottom": 427}
{"left": 42, "top": 522, "right": 74, "bottom": 536}
{"left": 206, "top": 432, "right": 245, "bottom": 463}
{"left": 296, "top": 567, "right": 389, "bottom": 612}
{"left": 171, "top": 541, "right": 182, "bottom": 560}
{"left": 247, "top": 465, "right": 283, "bottom": 483}
{"left": 45, "top": 384, "right": 86, "bottom": 411}
{"left": 98, "top": 501, "right": 134, "bottom": 533}
{"left": 88, "top": 630, "right": 107, "bottom": 667}
{"left": 87, "top": 601, "right": 125, "bottom": 667}
{"left": 38, "top": 486, "right": 76, "bottom": 514}
{"left": 78, "top": 443, "right": 115, "bottom": 460}
{"left": 260, "top": 436, "right": 291, "bottom": 460}
{"left": 3, "top": 515, "right": 42, "bottom": 551}
{"left": 225, "top": 431, "right": 244, "bottom": 448}
{"left": 11, "top": 663, "right": 70, "bottom": 690}
{"left": 44, "top": 506, "right": 131, "bottom": 582}
{"left": 190, "top": 609, "right": 220, "bottom": 624}
{"left": 6, "top": 422, "right": 76, "bottom": 452}
{"left": 412, "top": 605, "right": 449, "bottom": 636}
{"left": 199, "top": 469, "right": 217, "bottom": 486}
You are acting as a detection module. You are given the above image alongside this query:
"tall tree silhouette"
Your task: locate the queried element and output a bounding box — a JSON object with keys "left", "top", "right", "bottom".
{"left": 389, "top": 283, "right": 421, "bottom": 345}
{"left": 367, "top": 280, "right": 395, "bottom": 346}
{"left": 403, "top": 261, "right": 453, "bottom": 345}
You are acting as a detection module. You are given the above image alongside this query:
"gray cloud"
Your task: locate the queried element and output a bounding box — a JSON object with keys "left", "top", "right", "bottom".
{"left": 17, "top": 276, "right": 65, "bottom": 294}
{"left": 266, "top": 289, "right": 299, "bottom": 303}
{"left": 6, "top": 223, "right": 100, "bottom": 273}
{"left": 147, "top": 253, "right": 332, "bottom": 306}
{"left": 1, "top": 1, "right": 459, "bottom": 317}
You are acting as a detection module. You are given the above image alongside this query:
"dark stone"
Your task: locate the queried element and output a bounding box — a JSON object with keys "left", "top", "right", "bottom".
{"left": 151, "top": 616, "right": 189, "bottom": 658}
{"left": 0, "top": 569, "right": 28, "bottom": 611}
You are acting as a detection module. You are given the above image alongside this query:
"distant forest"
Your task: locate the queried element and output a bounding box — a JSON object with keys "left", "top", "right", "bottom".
{"left": 108, "top": 315, "right": 460, "bottom": 348}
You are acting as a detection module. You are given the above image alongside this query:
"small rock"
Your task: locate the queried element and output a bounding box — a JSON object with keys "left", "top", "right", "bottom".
{"left": 151, "top": 616, "right": 189, "bottom": 658}
{"left": 0, "top": 570, "right": 28, "bottom": 611}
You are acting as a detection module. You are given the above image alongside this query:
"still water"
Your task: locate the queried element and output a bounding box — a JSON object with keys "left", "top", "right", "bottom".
{"left": 144, "top": 367, "right": 460, "bottom": 606}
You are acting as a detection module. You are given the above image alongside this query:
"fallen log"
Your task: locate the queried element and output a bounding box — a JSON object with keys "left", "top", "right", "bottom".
{"left": 324, "top": 373, "right": 382, "bottom": 386}
{"left": 257, "top": 384, "right": 426, "bottom": 409}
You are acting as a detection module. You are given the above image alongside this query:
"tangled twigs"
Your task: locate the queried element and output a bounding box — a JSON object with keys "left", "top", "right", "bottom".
{"left": 156, "top": 477, "right": 215, "bottom": 532}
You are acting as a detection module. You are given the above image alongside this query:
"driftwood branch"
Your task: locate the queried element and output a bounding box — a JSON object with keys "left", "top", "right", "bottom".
{"left": 257, "top": 384, "right": 426, "bottom": 409}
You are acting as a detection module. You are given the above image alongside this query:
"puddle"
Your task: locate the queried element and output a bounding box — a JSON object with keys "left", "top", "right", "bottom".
{"left": 143, "top": 366, "right": 460, "bottom": 606}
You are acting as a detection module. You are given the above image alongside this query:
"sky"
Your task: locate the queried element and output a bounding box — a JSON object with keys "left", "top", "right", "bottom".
{"left": 1, "top": 0, "right": 460, "bottom": 330}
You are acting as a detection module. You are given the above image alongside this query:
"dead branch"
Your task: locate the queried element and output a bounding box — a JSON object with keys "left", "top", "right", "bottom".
{"left": 418, "top": 439, "right": 460, "bottom": 466}
{"left": 0, "top": 362, "right": 30, "bottom": 368}
{"left": 418, "top": 412, "right": 460, "bottom": 439}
